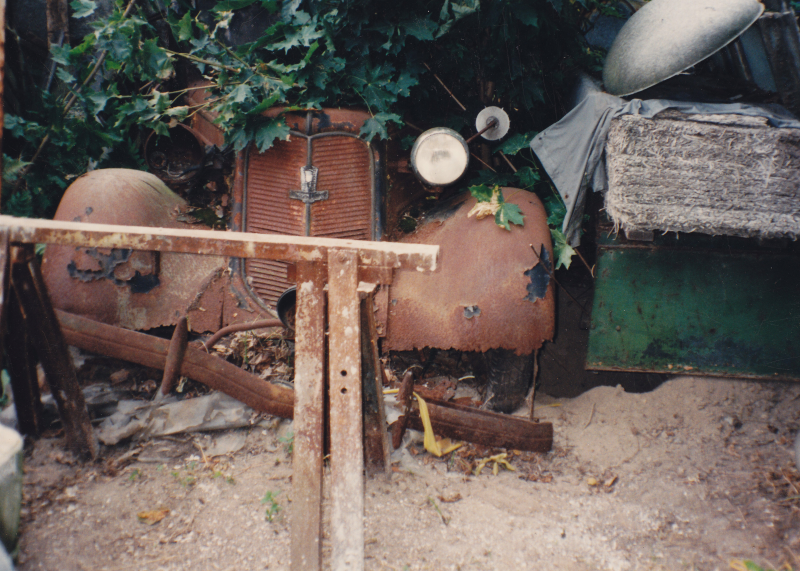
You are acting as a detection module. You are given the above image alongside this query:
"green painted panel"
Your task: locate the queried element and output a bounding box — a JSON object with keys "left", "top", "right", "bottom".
{"left": 586, "top": 246, "right": 800, "bottom": 380}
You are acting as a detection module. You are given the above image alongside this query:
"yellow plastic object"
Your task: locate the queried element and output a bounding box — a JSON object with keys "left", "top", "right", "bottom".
{"left": 414, "top": 393, "right": 462, "bottom": 457}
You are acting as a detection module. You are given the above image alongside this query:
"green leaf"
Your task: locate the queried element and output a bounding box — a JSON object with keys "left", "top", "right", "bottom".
{"left": 515, "top": 166, "right": 540, "bottom": 188}
{"left": 495, "top": 202, "right": 525, "bottom": 231}
{"left": 469, "top": 184, "right": 495, "bottom": 203}
{"left": 402, "top": 18, "right": 438, "bottom": 41}
{"left": 495, "top": 133, "right": 529, "bottom": 156}
{"left": 4, "top": 115, "right": 27, "bottom": 139}
{"left": 544, "top": 191, "right": 567, "bottom": 228}
{"left": 551, "top": 228, "right": 575, "bottom": 270}
{"left": 50, "top": 45, "right": 72, "bottom": 66}
{"left": 359, "top": 112, "right": 402, "bottom": 141}
{"left": 88, "top": 92, "right": 111, "bottom": 115}
{"left": 177, "top": 12, "right": 194, "bottom": 41}
{"left": 213, "top": 0, "right": 259, "bottom": 11}
{"left": 70, "top": 34, "right": 96, "bottom": 57}
{"left": 229, "top": 83, "right": 252, "bottom": 103}
{"left": 55, "top": 67, "right": 75, "bottom": 84}
{"left": 254, "top": 118, "right": 291, "bottom": 152}
{"left": 70, "top": 0, "right": 96, "bottom": 19}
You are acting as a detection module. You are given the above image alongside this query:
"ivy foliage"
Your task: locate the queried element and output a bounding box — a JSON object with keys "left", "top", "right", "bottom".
{"left": 3, "top": 0, "right": 593, "bottom": 244}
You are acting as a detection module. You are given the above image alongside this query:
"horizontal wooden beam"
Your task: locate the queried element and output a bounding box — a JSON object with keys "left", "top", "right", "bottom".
{"left": 0, "top": 215, "right": 438, "bottom": 271}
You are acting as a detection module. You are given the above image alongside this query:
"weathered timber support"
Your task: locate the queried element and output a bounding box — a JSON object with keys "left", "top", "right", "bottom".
{"left": 290, "top": 261, "right": 327, "bottom": 571}
{"left": 6, "top": 295, "right": 44, "bottom": 437}
{"left": 360, "top": 286, "right": 391, "bottom": 477}
{"left": 11, "top": 246, "right": 97, "bottom": 459}
{"left": 328, "top": 248, "right": 364, "bottom": 571}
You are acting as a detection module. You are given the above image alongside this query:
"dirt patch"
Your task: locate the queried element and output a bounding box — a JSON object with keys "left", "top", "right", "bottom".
{"left": 15, "top": 375, "right": 800, "bottom": 571}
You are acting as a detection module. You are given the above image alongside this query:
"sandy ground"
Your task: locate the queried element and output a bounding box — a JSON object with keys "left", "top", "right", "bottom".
{"left": 14, "top": 374, "right": 800, "bottom": 571}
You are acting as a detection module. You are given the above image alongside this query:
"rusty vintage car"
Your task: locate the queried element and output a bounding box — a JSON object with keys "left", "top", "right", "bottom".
{"left": 41, "top": 102, "right": 555, "bottom": 412}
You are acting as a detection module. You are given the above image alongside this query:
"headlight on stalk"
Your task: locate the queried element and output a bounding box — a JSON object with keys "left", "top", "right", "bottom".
{"left": 410, "top": 127, "right": 469, "bottom": 187}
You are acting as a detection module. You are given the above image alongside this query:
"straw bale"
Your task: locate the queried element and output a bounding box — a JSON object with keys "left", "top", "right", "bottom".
{"left": 604, "top": 111, "right": 800, "bottom": 239}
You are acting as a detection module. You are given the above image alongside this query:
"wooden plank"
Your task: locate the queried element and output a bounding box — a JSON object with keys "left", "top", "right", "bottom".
{"left": 290, "top": 261, "right": 327, "bottom": 571}
{"left": 11, "top": 247, "right": 97, "bottom": 458}
{"left": 327, "top": 248, "right": 364, "bottom": 571}
{"left": 0, "top": 215, "right": 438, "bottom": 271}
{"left": 6, "top": 294, "right": 43, "bottom": 437}
{"left": 361, "top": 293, "right": 391, "bottom": 476}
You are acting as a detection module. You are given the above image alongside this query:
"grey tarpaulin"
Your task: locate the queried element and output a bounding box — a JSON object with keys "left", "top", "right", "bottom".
{"left": 530, "top": 89, "right": 800, "bottom": 245}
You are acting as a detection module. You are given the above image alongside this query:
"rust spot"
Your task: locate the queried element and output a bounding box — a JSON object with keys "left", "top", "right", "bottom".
{"left": 524, "top": 247, "right": 551, "bottom": 302}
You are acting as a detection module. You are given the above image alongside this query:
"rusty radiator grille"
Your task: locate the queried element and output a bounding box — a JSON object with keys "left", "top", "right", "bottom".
{"left": 243, "top": 134, "right": 374, "bottom": 308}
{"left": 245, "top": 138, "right": 306, "bottom": 307}
{"left": 310, "top": 136, "right": 373, "bottom": 239}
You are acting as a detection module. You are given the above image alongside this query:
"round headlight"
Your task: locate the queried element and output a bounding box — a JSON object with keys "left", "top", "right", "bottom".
{"left": 410, "top": 128, "right": 469, "bottom": 187}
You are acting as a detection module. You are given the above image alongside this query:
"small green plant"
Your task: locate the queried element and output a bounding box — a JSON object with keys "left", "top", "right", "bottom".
{"left": 170, "top": 470, "right": 197, "bottom": 488}
{"left": 730, "top": 559, "right": 795, "bottom": 571}
{"left": 261, "top": 490, "right": 282, "bottom": 522}
{"left": 128, "top": 468, "right": 141, "bottom": 482}
{"left": 212, "top": 470, "right": 236, "bottom": 485}
{"left": 279, "top": 431, "right": 295, "bottom": 456}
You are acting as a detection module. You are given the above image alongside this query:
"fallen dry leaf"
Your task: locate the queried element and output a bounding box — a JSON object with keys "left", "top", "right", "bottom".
{"left": 138, "top": 508, "right": 170, "bottom": 525}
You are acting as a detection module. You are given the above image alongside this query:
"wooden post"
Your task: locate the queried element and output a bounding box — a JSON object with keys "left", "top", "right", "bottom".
{"left": 11, "top": 246, "right": 97, "bottom": 459}
{"left": 6, "top": 294, "right": 44, "bottom": 437}
{"left": 360, "top": 288, "right": 391, "bottom": 476}
{"left": 327, "top": 248, "right": 364, "bottom": 571}
{"left": 290, "top": 262, "right": 327, "bottom": 571}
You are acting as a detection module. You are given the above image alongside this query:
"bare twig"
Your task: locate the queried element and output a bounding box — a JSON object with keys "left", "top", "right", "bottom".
{"left": 424, "top": 63, "right": 467, "bottom": 111}
{"left": 574, "top": 247, "right": 595, "bottom": 277}
{"left": 470, "top": 152, "right": 497, "bottom": 173}
{"left": 498, "top": 151, "right": 518, "bottom": 173}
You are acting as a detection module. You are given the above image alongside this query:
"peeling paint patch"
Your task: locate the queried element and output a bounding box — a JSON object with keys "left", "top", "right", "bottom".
{"left": 524, "top": 247, "right": 551, "bottom": 302}
{"left": 67, "top": 247, "right": 161, "bottom": 294}
{"left": 464, "top": 305, "right": 481, "bottom": 319}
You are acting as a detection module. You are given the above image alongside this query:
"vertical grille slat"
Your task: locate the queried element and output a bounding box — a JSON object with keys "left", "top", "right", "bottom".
{"left": 310, "top": 137, "right": 373, "bottom": 239}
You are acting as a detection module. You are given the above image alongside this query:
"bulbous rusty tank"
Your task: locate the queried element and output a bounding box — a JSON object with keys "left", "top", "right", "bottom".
{"left": 40, "top": 169, "right": 228, "bottom": 331}
{"left": 382, "top": 189, "right": 555, "bottom": 356}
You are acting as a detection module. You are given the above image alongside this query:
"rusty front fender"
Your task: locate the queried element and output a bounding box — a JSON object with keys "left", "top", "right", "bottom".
{"left": 382, "top": 189, "right": 555, "bottom": 355}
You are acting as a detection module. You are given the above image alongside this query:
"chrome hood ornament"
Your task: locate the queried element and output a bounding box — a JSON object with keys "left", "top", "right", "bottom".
{"left": 602, "top": 0, "right": 764, "bottom": 96}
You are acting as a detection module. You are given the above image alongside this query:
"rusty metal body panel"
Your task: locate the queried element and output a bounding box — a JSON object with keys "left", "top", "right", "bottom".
{"left": 40, "top": 169, "right": 227, "bottom": 330}
{"left": 383, "top": 190, "right": 555, "bottom": 355}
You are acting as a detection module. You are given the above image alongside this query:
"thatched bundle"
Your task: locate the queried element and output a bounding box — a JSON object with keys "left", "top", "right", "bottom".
{"left": 604, "top": 111, "right": 800, "bottom": 239}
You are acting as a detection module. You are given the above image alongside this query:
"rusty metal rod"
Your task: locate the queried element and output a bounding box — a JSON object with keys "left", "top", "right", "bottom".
{"left": 465, "top": 117, "right": 499, "bottom": 145}
{"left": 160, "top": 316, "right": 189, "bottom": 396}
{"left": 200, "top": 319, "right": 283, "bottom": 351}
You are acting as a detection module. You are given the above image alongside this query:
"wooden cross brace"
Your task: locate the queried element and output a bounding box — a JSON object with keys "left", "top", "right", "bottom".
{"left": 0, "top": 215, "right": 439, "bottom": 571}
